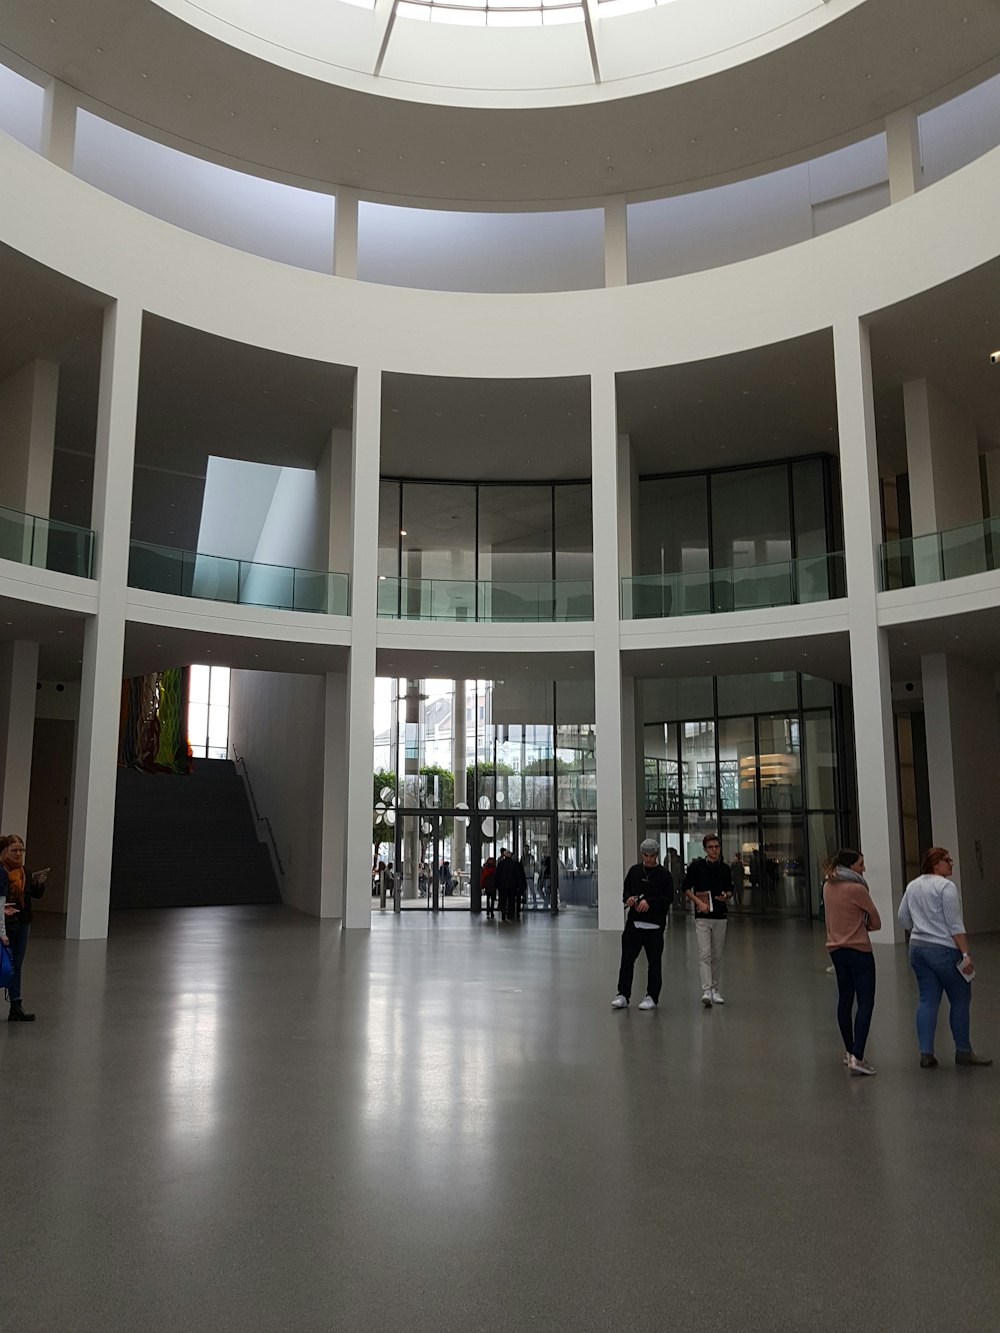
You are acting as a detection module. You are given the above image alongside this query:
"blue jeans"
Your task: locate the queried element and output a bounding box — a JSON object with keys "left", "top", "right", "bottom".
{"left": 909, "top": 944, "right": 971, "bottom": 1055}
{"left": 5, "top": 919, "right": 30, "bottom": 1003}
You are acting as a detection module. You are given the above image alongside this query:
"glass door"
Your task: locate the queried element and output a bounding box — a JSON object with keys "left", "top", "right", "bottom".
{"left": 472, "top": 813, "right": 558, "bottom": 915}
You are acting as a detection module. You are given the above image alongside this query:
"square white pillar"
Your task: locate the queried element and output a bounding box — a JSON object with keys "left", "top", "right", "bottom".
{"left": 604, "top": 196, "right": 628, "bottom": 289}
{"left": 342, "top": 364, "right": 381, "bottom": 927}
{"left": 903, "top": 378, "right": 981, "bottom": 534}
{"left": 834, "top": 317, "right": 903, "bottom": 935}
{"left": 591, "top": 372, "right": 630, "bottom": 929}
{"left": 0, "top": 359, "right": 58, "bottom": 516}
{"left": 320, "top": 671, "right": 348, "bottom": 919}
{"left": 0, "top": 640, "right": 40, "bottom": 835}
{"left": 921, "top": 653, "right": 1000, "bottom": 934}
{"left": 885, "top": 108, "right": 921, "bottom": 203}
{"left": 333, "top": 189, "right": 358, "bottom": 280}
{"left": 41, "top": 79, "right": 77, "bottom": 172}
{"left": 66, "top": 302, "right": 142, "bottom": 940}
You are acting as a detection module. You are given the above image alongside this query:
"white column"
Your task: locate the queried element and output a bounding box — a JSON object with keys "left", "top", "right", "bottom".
{"left": 319, "top": 671, "right": 347, "bottom": 917}
{"left": 0, "top": 360, "right": 58, "bottom": 512}
{"left": 885, "top": 108, "right": 921, "bottom": 203}
{"left": 41, "top": 79, "right": 77, "bottom": 172}
{"left": 333, "top": 188, "right": 359, "bottom": 280}
{"left": 615, "top": 432, "right": 643, "bottom": 848}
{"left": 453, "top": 680, "right": 468, "bottom": 880}
{"left": 903, "top": 378, "right": 981, "bottom": 533}
{"left": 66, "top": 302, "right": 142, "bottom": 940}
{"left": 604, "top": 196, "right": 628, "bottom": 289}
{"left": 921, "top": 654, "right": 1000, "bottom": 934}
{"left": 0, "top": 641, "right": 40, "bottom": 834}
{"left": 591, "top": 371, "right": 627, "bottom": 929}
{"left": 833, "top": 317, "right": 903, "bottom": 936}
{"left": 342, "top": 364, "right": 380, "bottom": 927}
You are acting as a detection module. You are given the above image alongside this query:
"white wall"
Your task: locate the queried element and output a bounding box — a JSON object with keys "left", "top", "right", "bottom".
{"left": 357, "top": 203, "right": 605, "bottom": 292}
{"left": 628, "top": 135, "right": 889, "bottom": 282}
{"left": 0, "top": 64, "right": 43, "bottom": 152}
{"left": 198, "top": 456, "right": 328, "bottom": 570}
{"left": 198, "top": 457, "right": 282, "bottom": 559}
{"left": 73, "top": 111, "right": 335, "bottom": 271}
{"left": 254, "top": 466, "right": 325, "bottom": 570}
{"left": 227, "top": 669, "right": 327, "bottom": 914}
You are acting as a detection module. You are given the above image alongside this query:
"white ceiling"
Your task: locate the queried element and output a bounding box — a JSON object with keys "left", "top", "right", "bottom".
{"left": 869, "top": 256, "right": 1000, "bottom": 474}
{"left": 617, "top": 329, "right": 839, "bottom": 473}
{"left": 2, "top": 1, "right": 998, "bottom": 203}
{"left": 380, "top": 373, "right": 592, "bottom": 479}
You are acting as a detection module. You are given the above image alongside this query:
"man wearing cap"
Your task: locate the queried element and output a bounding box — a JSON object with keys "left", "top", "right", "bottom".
{"left": 611, "top": 839, "right": 673, "bottom": 1010}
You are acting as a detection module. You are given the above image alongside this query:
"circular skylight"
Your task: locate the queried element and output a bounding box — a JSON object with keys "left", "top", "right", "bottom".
{"left": 341, "top": 0, "right": 667, "bottom": 28}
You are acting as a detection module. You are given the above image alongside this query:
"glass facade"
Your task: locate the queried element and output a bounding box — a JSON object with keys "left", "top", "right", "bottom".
{"left": 377, "top": 478, "right": 593, "bottom": 620}
{"left": 373, "top": 677, "right": 597, "bottom": 914}
{"left": 642, "top": 671, "right": 849, "bottom": 918}
{"left": 636, "top": 455, "right": 840, "bottom": 572}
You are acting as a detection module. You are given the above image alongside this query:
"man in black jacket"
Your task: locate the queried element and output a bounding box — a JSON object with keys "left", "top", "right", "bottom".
{"left": 612, "top": 839, "right": 672, "bottom": 1010}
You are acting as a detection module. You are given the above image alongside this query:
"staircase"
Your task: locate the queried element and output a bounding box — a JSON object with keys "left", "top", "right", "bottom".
{"left": 110, "top": 758, "right": 282, "bottom": 909}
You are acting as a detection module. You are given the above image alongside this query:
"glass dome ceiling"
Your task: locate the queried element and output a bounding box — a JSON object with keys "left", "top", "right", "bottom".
{"left": 342, "top": 0, "right": 666, "bottom": 28}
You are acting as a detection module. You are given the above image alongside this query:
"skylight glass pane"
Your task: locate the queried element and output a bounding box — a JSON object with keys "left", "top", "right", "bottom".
{"left": 436, "top": 6, "right": 487, "bottom": 22}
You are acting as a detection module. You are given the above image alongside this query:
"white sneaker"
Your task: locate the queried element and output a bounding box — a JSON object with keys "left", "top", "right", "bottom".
{"left": 711, "top": 989, "right": 725, "bottom": 1005}
{"left": 701, "top": 991, "right": 713, "bottom": 1008}
{"left": 638, "top": 996, "right": 656, "bottom": 1010}
{"left": 611, "top": 994, "right": 628, "bottom": 1009}
{"left": 848, "top": 1055, "right": 876, "bottom": 1076}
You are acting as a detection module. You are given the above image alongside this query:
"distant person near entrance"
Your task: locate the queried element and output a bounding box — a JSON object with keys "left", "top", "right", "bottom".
{"left": 495, "top": 848, "right": 519, "bottom": 922}
{"left": 683, "top": 834, "right": 734, "bottom": 1008}
{"left": 612, "top": 839, "right": 672, "bottom": 1010}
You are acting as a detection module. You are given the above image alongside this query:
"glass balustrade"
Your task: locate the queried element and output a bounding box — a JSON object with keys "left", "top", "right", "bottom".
{"left": 879, "top": 518, "right": 1000, "bottom": 591}
{"left": 0, "top": 504, "right": 94, "bottom": 578}
{"left": 376, "top": 576, "right": 593, "bottom": 622}
{"left": 128, "top": 541, "right": 350, "bottom": 614}
{"left": 621, "top": 552, "right": 845, "bottom": 619}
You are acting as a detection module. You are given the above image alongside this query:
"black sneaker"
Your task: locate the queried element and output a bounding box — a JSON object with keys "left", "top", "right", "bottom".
{"left": 955, "top": 1051, "right": 992, "bottom": 1066}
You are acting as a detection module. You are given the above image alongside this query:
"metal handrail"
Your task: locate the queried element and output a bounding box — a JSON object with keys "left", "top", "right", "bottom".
{"left": 231, "top": 745, "right": 286, "bottom": 879}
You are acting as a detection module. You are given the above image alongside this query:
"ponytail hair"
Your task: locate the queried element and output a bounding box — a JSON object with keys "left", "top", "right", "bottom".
{"left": 824, "top": 848, "right": 862, "bottom": 878}
{"left": 921, "top": 847, "right": 951, "bottom": 876}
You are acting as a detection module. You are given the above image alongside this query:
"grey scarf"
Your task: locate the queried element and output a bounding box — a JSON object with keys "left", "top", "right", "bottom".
{"left": 832, "top": 866, "right": 870, "bottom": 891}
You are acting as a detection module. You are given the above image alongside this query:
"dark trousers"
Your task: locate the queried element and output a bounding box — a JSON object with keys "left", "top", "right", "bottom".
{"left": 617, "top": 923, "right": 664, "bottom": 1003}
{"left": 485, "top": 887, "right": 496, "bottom": 918}
{"left": 498, "top": 887, "right": 514, "bottom": 920}
{"left": 830, "top": 946, "right": 876, "bottom": 1058}
{"left": 6, "top": 919, "right": 31, "bottom": 1003}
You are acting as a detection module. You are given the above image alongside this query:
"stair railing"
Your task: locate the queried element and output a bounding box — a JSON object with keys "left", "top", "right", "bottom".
{"left": 231, "top": 745, "right": 286, "bottom": 880}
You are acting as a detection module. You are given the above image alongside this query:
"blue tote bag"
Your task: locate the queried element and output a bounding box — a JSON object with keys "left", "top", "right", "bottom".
{"left": 0, "top": 939, "right": 13, "bottom": 991}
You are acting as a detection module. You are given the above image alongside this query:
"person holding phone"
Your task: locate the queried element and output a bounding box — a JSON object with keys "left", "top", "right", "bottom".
{"left": 898, "top": 847, "right": 992, "bottom": 1069}
{"left": 1, "top": 833, "right": 49, "bottom": 1023}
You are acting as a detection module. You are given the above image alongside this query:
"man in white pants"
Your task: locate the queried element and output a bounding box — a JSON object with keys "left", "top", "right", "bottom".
{"left": 683, "top": 833, "right": 734, "bottom": 1007}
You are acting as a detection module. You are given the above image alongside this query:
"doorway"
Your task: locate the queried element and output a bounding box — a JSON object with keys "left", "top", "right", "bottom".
{"left": 478, "top": 813, "right": 558, "bottom": 915}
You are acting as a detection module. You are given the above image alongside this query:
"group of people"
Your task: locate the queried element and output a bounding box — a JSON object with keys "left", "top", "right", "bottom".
{"left": 0, "top": 833, "right": 49, "bottom": 1023}
{"left": 823, "top": 844, "right": 990, "bottom": 1074}
{"left": 480, "top": 849, "right": 524, "bottom": 921}
{"left": 613, "top": 834, "right": 733, "bottom": 1010}
{"left": 613, "top": 835, "right": 992, "bottom": 1075}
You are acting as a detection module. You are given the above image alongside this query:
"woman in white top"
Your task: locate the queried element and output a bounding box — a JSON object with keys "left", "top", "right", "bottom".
{"left": 897, "top": 846, "right": 991, "bottom": 1069}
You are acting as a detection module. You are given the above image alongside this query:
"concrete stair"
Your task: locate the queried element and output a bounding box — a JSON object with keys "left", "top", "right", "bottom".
{"left": 110, "top": 758, "right": 281, "bottom": 909}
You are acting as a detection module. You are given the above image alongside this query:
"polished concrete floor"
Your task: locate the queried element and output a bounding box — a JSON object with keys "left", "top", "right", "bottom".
{"left": 4, "top": 907, "right": 999, "bottom": 1332}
